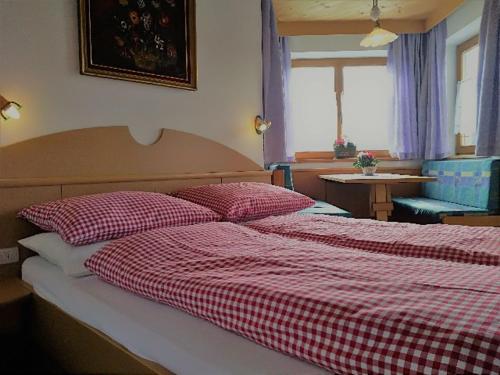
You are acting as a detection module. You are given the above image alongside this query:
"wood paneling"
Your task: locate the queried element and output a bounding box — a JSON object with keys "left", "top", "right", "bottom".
{"left": 442, "top": 215, "right": 500, "bottom": 227}
{"left": 293, "top": 171, "right": 327, "bottom": 200}
{"left": 32, "top": 294, "right": 171, "bottom": 375}
{"left": 0, "top": 263, "right": 22, "bottom": 281}
{"left": 222, "top": 175, "right": 271, "bottom": 183}
{"left": 155, "top": 178, "right": 222, "bottom": 193}
{"left": 0, "top": 171, "right": 272, "bottom": 188}
{"left": 0, "top": 278, "right": 31, "bottom": 305}
{"left": 326, "top": 183, "right": 371, "bottom": 218}
{"left": 271, "top": 170, "right": 285, "bottom": 187}
{"left": 0, "top": 186, "right": 61, "bottom": 249}
{"left": 275, "top": 0, "right": 452, "bottom": 22}
{"left": 0, "top": 127, "right": 262, "bottom": 179}
{"left": 274, "top": 0, "right": 464, "bottom": 35}
{"left": 279, "top": 19, "right": 425, "bottom": 35}
{"left": 0, "top": 172, "right": 271, "bottom": 250}
{"left": 0, "top": 127, "right": 271, "bottom": 261}
{"left": 0, "top": 279, "right": 31, "bottom": 335}
{"left": 62, "top": 182, "right": 158, "bottom": 198}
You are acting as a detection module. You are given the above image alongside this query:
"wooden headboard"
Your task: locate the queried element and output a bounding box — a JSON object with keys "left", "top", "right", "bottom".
{"left": 0, "top": 127, "right": 270, "bottom": 254}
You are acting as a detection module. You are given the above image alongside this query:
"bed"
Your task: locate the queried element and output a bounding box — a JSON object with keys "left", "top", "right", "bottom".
{"left": 244, "top": 214, "right": 500, "bottom": 266}
{"left": 22, "top": 221, "right": 500, "bottom": 374}
{"left": 0, "top": 126, "right": 271, "bottom": 374}
{"left": 3, "top": 127, "right": 500, "bottom": 374}
{"left": 22, "top": 256, "right": 326, "bottom": 375}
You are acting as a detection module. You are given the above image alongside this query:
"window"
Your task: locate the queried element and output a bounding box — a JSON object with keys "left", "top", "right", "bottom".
{"left": 455, "top": 36, "right": 479, "bottom": 155}
{"left": 290, "top": 67, "right": 337, "bottom": 151}
{"left": 290, "top": 58, "right": 393, "bottom": 159}
{"left": 342, "top": 66, "right": 391, "bottom": 150}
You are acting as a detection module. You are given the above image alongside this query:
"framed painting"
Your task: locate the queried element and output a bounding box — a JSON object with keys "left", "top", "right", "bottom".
{"left": 78, "top": 0, "right": 196, "bottom": 90}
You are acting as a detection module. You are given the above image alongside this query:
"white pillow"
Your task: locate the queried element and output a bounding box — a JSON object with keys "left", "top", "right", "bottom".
{"left": 19, "top": 232, "right": 109, "bottom": 277}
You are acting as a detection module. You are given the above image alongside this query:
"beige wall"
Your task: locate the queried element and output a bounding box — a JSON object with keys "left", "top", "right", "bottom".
{"left": 0, "top": 0, "right": 264, "bottom": 165}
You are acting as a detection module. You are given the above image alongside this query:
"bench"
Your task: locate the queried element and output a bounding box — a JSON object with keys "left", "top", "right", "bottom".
{"left": 393, "top": 157, "right": 500, "bottom": 226}
{"left": 269, "top": 164, "right": 352, "bottom": 217}
{"left": 299, "top": 200, "right": 352, "bottom": 217}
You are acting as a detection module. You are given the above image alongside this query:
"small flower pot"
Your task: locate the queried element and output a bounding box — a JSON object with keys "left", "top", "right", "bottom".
{"left": 362, "top": 166, "right": 377, "bottom": 176}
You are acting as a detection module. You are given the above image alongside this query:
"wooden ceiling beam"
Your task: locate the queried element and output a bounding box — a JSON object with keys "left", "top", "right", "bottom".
{"left": 275, "top": 0, "right": 465, "bottom": 36}
{"left": 277, "top": 20, "right": 426, "bottom": 36}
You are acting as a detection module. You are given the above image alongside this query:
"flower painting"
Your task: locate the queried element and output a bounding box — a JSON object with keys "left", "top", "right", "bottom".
{"left": 79, "top": 0, "right": 196, "bottom": 90}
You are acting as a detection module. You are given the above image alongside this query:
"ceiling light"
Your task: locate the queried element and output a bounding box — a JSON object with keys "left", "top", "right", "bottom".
{"left": 361, "top": 0, "right": 398, "bottom": 48}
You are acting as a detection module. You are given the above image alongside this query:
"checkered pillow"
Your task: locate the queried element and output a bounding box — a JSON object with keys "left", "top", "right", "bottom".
{"left": 18, "top": 191, "right": 221, "bottom": 245}
{"left": 175, "top": 182, "right": 315, "bottom": 222}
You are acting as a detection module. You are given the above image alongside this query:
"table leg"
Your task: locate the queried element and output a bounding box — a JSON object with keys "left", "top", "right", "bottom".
{"left": 370, "top": 184, "right": 394, "bottom": 221}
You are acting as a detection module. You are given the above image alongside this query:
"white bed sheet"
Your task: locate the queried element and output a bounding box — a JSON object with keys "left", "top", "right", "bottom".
{"left": 22, "top": 256, "right": 327, "bottom": 375}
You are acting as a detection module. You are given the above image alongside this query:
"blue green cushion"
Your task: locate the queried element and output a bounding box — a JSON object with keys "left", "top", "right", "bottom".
{"left": 393, "top": 197, "right": 489, "bottom": 220}
{"left": 421, "top": 157, "right": 500, "bottom": 211}
{"left": 299, "top": 200, "right": 352, "bottom": 217}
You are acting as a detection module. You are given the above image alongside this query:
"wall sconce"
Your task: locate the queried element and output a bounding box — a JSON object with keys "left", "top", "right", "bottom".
{"left": 0, "top": 95, "right": 22, "bottom": 121}
{"left": 255, "top": 116, "right": 271, "bottom": 135}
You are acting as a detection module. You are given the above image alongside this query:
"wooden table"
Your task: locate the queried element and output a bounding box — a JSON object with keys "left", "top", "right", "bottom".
{"left": 320, "top": 173, "right": 436, "bottom": 221}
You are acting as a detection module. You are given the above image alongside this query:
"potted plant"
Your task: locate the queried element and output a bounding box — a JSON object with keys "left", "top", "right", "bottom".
{"left": 334, "top": 138, "right": 356, "bottom": 159}
{"left": 353, "top": 151, "right": 379, "bottom": 176}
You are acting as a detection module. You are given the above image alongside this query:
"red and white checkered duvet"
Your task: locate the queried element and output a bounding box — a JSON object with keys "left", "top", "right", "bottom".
{"left": 86, "top": 222, "right": 500, "bottom": 374}
{"left": 244, "top": 214, "right": 500, "bottom": 266}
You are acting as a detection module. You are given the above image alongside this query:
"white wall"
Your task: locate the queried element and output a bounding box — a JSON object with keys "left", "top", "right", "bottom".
{"left": 447, "top": 0, "right": 484, "bottom": 36}
{"left": 0, "top": 0, "right": 264, "bottom": 165}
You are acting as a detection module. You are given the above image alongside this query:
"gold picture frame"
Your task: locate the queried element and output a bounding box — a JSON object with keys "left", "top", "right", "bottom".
{"left": 78, "top": 0, "right": 197, "bottom": 90}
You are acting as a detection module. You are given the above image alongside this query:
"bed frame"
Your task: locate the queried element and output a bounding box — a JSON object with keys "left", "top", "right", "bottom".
{"left": 0, "top": 126, "right": 271, "bottom": 374}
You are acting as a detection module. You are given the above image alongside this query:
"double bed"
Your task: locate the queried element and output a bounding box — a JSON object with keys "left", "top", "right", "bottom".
{"left": 1, "top": 127, "right": 499, "bottom": 374}
{"left": 22, "top": 219, "right": 500, "bottom": 374}
{"left": 23, "top": 256, "right": 325, "bottom": 375}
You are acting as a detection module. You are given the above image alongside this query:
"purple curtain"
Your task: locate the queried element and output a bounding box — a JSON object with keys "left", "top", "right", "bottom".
{"left": 476, "top": 0, "right": 500, "bottom": 156}
{"left": 262, "top": 0, "right": 292, "bottom": 164}
{"left": 388, "top": 21, "right": 450, "bottom": 160}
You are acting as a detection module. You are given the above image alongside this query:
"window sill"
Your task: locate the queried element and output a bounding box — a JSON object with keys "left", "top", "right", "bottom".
{"left": 294, "top": 151, "right": 397, "bottom": 163}
{"left": 294, "top": 156, "right": 399, "bottom": 163}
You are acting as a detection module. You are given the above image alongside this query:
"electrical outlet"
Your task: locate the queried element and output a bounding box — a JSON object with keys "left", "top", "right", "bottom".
{"left": 0, "top": 247, "right": 19, "bottom": 265}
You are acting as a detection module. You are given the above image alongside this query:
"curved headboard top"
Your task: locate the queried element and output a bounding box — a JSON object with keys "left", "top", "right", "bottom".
{"left": 0, "top": 126, "right": 263, "bottom": 181}
{"left": 0, "top": 127, "right": 270, "bottom": 252}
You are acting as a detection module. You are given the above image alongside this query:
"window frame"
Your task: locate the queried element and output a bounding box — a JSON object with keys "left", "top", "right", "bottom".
{"left": 455, "top": 35, "right": 479, "bottom": 156}
{"left": 291, "top": 57, "right": 391, "bottom": 162}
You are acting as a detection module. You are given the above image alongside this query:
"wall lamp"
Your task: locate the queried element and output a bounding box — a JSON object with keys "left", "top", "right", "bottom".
{"left": 0, "top": 95, "right": 22, "bottom": 121}
{"left": 255, "top": 116, "right": 271, "bottom": 135}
